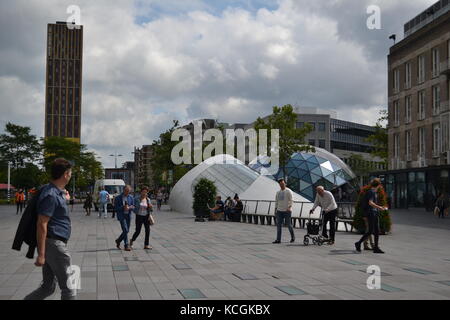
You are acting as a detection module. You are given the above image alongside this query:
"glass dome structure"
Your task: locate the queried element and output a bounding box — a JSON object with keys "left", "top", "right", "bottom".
{"left": 169, "top": 154, "right": 310, "bottom": 214}
{"left": 249, "top": 147, "right": 356, "bottom": 201}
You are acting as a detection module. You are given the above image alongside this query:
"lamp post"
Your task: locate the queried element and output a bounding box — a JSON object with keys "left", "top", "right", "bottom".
{"left": 109, "top": 152, "right": 123, "bottom": 169}
{"left": 7, "top": 161, "right": 11, "bottom": 204}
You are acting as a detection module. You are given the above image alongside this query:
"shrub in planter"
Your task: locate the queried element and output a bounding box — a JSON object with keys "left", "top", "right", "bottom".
{"left": 353, "top": 184, "right": 392, "bottom": 234}
{"left": 192, "top": 178, "right": 217, "bottom": 219}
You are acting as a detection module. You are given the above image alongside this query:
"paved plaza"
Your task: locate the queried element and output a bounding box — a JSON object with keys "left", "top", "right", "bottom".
{"left": 0, "top": 204, "right": 450, "bottom": 300}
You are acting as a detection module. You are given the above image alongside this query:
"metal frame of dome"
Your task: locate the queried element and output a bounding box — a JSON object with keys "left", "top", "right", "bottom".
{"left": 249, "top": 147, "right": 356, "bottom": 201}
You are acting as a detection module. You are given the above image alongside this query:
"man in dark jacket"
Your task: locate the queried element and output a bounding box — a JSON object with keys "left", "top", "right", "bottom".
{"left": 24, "top": 158, "right": 76, "bottom": 300}
{"left": 114, "top": 185, "right": 135, "bottom": 251}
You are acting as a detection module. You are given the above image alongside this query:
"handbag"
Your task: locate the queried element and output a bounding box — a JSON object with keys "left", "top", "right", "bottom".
{"left": 148, "top": 214, "right": 155, "bottom": 226}
{"left": 433, "top": 206, "right": 440, "bottom": 216}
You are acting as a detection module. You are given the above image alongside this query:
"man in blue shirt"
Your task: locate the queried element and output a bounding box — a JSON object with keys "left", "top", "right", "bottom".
{"left": 114, "top": 185, "right": 135, "bottom": 251}
{"left": 24, "top": 158, "right": 76, "bottom": 300}
{"left": 99, "top": 187, "right": 110, "bottom": 219}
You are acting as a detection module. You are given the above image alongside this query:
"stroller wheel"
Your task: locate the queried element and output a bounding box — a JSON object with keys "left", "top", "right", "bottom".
{"left": 303, "top": 237, "right": 309, "bottom": 246}
{"left": 317, "top": 239, "right": 323, "bottom": 246}
{"left": 312, "top": 237, "right": 317, "bottom": 245}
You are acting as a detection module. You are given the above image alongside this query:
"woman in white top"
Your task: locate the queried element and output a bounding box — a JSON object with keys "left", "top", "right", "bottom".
{"left": 130, "top": 186, "right": 153, "bottom": 250}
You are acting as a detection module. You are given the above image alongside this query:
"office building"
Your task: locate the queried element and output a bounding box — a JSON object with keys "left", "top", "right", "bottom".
{"left": 44, "top": 21, "right": 83, "bottom": 143}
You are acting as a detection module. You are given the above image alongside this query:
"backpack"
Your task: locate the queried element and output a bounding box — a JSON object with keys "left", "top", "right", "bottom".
{"left": 12, "top": 187, "right": 44, "bottom": 259}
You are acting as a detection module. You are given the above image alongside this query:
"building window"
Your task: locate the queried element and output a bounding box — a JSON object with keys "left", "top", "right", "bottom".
{"left": 393, "top": 68, "right": 400, "bottom": 93}
{"left": 394, "top": 134, "right": 400, "bottom": 159}
{"left": 433, "top": 123, "right": 441, "bottom": 157}
{"left": 418, "top": 90, "right": 426, "bottom": 120}
{"left": 405, "top": 95, "right": 412, "bottom": 124}
{"left": 443, "top": 117, "right": 449, "bottom": 152}
{"left": 393, "top": 100, "right": 400, "bottom": 126}
{"left": 318, "top": 122, "right": 326, "bottom": 132}
{"left": 432, "top": 47, "right": 440, "bottom": 77}
{"left": 419, "top": 127, "right": 426, "bottom": 156}
{"left": 308, "top": 139, "right": 316, "bottom": 146}
{"left": 432, "top": 85, "right": 440, "bottom": 115}
{"left": 405, "top": 62, "right": 411, "bottom": 89}
{"left": 406, "top": 130, "right": 411, "bottom": 161}
{"left": 296, "top": 122, "right": 304, "bottom": 129}
{"left": 318, "top": 139, "right": 326, "bottom": 148}
{"left": 418, "top": 55, "right": 425, "bottom": 84}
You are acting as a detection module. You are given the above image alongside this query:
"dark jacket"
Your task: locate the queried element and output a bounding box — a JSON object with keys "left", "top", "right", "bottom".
{"left": 114, "top": 194, "right": 135, "bottom": 221}
{"left": 12, "top": 187, "right": 43, "bottom": 259}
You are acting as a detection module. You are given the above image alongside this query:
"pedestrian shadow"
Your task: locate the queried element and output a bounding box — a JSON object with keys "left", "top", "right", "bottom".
{"left": 328, "top": 250, "right": 359, "bottom": 255}
{"left": 76, "top": 249, "right": 119, "bottom": 253}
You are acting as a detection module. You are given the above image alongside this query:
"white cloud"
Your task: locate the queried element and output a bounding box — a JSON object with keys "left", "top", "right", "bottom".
{"left": 0, "top": 0, "right": 435, "bottom": 168}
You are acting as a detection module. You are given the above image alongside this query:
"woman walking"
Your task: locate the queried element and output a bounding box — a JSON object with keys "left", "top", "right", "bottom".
{"left": 435, "top": 193, "right": 449, "bottom": 219}
{"left": 130, "top": 186, "right": 153, "bottom": 250}
{"left": 84, "top": 192, "right": 93, "bottom": 216}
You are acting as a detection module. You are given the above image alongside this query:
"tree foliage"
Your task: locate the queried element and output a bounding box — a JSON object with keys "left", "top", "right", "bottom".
{"left": 0, "top": 122, "right": 42, "bottom": 168}
{"left": 254, "top": 104, "right": 314, "bottom": 178}
{"left": 42, "top": 136, "right": 103, "bottom": 190}
{"left": 192, "top": 178, "right": 217, "bottom": 217}
{"left": 366, "top": 110, "right": 388, "bottom": 164}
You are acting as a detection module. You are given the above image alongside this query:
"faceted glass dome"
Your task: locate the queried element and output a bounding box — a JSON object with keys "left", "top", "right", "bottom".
{"left": 249, "top": 147, "right": 356, "bottom": 201}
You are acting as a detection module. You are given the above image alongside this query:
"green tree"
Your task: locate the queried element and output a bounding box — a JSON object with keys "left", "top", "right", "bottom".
{"left": 254, "top": 104, "right": 314, "bottom": 178}
{"left": 347, "top": 154, "right": 379, "bottom": 186}
{"left": 0, "top": 122, "right": 42, "bottom": 168}
{"left": 150, "top": 121, "right": 183, "bottom": 188}
{"left": 42, "top": 137, "right": 103, "bottom": 191}
{"left": 366, "top": 110, "right": 388, "bottom": 165}
{"left": 11, "top": 163, "right": 46, "bottom": 190}
{"left": 192, "top": 178, "right": 217, "bottom": 217}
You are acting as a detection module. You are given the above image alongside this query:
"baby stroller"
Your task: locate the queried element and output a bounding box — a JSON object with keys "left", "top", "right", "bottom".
{"left": 303, "top": 211, "right": 330, "bottom": 246}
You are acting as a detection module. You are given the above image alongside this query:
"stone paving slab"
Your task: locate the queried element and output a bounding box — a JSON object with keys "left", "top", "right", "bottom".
{"left": 0, "top": 205, "right": 450, "bottom": 300}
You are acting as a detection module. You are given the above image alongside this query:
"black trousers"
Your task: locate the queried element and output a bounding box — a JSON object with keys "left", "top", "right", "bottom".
{"left": 438, "top": 206, "right": 446, "bottom": 218}
{"left": 358, "top": 212, "right": 380, "bottom": 248}
{"left": 16, "top": 201, "right": 23, "bottom": 214}
{"left": 322, "top": 209, "right": 337, "bottom": 241}
{"left": 131, "top": 214, "right": 150, "bottom": 246}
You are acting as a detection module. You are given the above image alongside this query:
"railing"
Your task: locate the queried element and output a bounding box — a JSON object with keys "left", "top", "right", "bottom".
{"left": 441, "top": 100, "right": 449, "bottom": 113}
{"left": 239, "top": 199, "right": 356, "bottom": 232}
{"left": 440, "top": 58, "right": 450, "bottom": 75}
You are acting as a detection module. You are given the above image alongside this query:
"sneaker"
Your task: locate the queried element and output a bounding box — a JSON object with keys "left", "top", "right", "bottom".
{"left": 129, "top": 240, "right": 134, "bottom": 248}
{"left": 290, "top": 238, "right": 295, "bottom": 243}
{"left": 144, "top": 246, "right": 152, "bottom": 250}
{"left": 272, "top": 240, "right": 281, "bottom": 244}
{"left": 364, "top": 244, "right": 373, "bottom": 251}
{"left": 124, "top": 246, "right": 132, "bottom": 252}
{"left": 373, "top": 247, "right": 385, "bottom": 254}
{"left": 115, "top": 240, "right": 121, "bottom": 250}
{"left": 354, "top": 242, "right": 361, "bottom": 252}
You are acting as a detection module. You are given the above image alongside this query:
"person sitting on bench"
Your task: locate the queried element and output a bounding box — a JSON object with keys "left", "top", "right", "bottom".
{"left": 209, "top": 196, "right": 224, "bottom": 221}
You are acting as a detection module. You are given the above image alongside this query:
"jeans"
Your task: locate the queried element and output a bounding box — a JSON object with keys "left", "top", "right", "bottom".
{"left": 24, "top": 239, "right": 76, "bottom": 300}
{"left": 224, "top": 208, "right": 232, "bottom": 221}
{"left": 16, "top": 201, "right": 24, "bottom": 215}
{"left": 358, "top": 212, "right": 380, "bottom": 248}
{"left": 101, "top": 202, "right": 108, "bottom": 218}
{"left": 117, "top": 214, "right": 131, "bottom": 247}
{"left": 131, "top": 214, "right": 150, "bottom": 246}
{"left": 275, "top": 211, "right": 295, "bottom": 241}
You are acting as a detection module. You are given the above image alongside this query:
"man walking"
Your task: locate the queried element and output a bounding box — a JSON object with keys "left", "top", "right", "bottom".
{"left": 114, "top": 185, "right": 135, "bottom": 251}
{"left": 24, "top": 158, "right": 76, "bottom": 300}
{"left": 355, "top": 178, "right": 388, "bottom": 254}
{"left": 15, "top": 189, "right": 25, "bottom": 215}
{"left": 309, "top": 186, "right": 338, "bottom": 245}
{"left": 273, "top": 178, "right": 295, "bottom": 244}
{"left": 99, "top": 186, "right": 110, "bottom": 219}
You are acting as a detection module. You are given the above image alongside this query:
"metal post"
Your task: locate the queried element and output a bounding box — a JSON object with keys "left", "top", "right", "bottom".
{"left": 7, "top": 161, "right": 11, "bottom": 204}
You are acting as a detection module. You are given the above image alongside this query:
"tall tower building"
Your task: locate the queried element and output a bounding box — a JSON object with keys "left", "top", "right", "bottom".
{"left": 44, "top": 21, "right": 83, "bottom": 143}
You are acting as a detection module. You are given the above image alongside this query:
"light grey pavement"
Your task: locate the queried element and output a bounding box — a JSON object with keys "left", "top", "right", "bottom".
{"left": 0, "top": 204, "right": 449, "bottom": 300}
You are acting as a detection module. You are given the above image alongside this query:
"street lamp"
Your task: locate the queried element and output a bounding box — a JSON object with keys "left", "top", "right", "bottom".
{"left": 7, "top": 161, "right": 11, "bottom": 204}
{"left": 109, "top": 152, "right": 123, "bottom": 169}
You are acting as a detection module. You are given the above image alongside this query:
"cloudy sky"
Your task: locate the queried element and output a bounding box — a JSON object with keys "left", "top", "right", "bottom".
{"left": 0, "top": 0, "right": 437, "bottom": 168}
